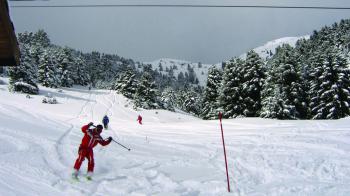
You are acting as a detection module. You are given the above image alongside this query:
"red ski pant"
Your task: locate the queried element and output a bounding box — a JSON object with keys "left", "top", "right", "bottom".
{"left": 73, "top": 147, "right": 94, "bottom": 172}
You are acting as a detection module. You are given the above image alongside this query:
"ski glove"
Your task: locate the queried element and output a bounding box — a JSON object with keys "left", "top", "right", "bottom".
{"left": 88, "top": 122, "right": 94, "bottom": 126}
{"left": 108, "top": 136, "right": 113, "bottom": 142}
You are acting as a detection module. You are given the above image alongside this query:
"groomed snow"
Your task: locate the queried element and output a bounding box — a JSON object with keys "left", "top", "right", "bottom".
{"left": 1, "top": 76, "right": 350, "bottom": 196}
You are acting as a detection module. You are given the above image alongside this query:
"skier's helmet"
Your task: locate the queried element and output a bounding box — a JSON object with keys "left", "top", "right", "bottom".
{"left": 96, "top": 124, "right": 103, "bottom": 133}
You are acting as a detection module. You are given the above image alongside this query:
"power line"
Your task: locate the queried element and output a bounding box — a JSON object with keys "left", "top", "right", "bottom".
{"left": 9, "top": 4, "right": 350, "bottom": 9}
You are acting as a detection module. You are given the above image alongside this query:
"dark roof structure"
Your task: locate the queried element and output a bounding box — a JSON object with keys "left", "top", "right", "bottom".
{"left": 0, "top": 0, "right": 20, "bottom": 66}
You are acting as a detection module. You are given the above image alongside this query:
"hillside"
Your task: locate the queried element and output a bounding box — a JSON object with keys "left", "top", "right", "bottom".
{"left": 239, "top": 36, "right": 310, "bottom": 60}
{"left": 143, "top": 58, "right": 219, "bottom": 87}
{"left": 143, "top": 36, "right": 308, "bottom": 87}
{"left": 1, "top": 76, "right": 350, "bottom": 195}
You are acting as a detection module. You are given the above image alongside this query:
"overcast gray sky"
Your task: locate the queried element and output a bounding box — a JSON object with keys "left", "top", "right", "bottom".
{"left": 8, "top": 0, "right": 350, "bottom": 64}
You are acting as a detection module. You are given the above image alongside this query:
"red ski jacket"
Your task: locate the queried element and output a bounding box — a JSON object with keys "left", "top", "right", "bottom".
{"left": 79, "top": 124, "right": 111, "bottom": 149}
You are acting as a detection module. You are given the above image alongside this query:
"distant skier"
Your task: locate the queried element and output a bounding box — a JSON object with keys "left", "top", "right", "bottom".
{"left": 72, "top": 122, "right": 112, "bottom": 180}
{"left": 137, "top": 115, "right": 142, "bottom": 125}
{"left": 88, "top": 83, "right": 92, "bottom": 90}
{"left": 102, "top": 115, "right": 109, "bottom": 129}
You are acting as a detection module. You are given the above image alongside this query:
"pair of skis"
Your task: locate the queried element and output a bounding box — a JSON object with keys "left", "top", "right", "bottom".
{"left": 71, "top": 139, "right": 130, "bottom": 182}
{"left": 72, "top": 174, "right": 92, "bottom": 182}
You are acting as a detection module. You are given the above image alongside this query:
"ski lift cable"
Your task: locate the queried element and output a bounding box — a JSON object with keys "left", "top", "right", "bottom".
{"left": 9, "top": 4, "right": 350, "bottom": 10}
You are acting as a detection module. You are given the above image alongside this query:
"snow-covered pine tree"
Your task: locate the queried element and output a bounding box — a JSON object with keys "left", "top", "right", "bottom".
{"left": 85, "top": 51, "right": 101, "bottom": 86}
{"left": 174, "top": 86, "right": 202, "bottom": 115}
{"left": 134, "top": 72, "right": 160, "bottom": 109}
{"left": 33, "top": 29, "right": 50, "bottom": 48}
{"left": 174, "top": 89, "right": 186, "bottom": 110}
{"left": 295, "top": 38, "right": 313, "bottom": 118}
{"left": 17, "top": 31, "right": 34, "bottom": 46}
{"left": 114, "top": 68, "right": 137, "bottom": 99}
{"left": 177, "top": 72, "right": 185, "bottom": 86}
{"left": 187, "top": 65, "right": 197, "bottom": 84}
{"left": 160, "top": 87, "right": 176, "bottom": 111}
{"left": 8, "top": 45, "right": 39, "bottom": 94}
{"left": 38, "top": 48, "right": 60, "bottom": 88}
{"left": 260, "top": 84, "right": 297, "bottom": 119}
{"left": 182, "top": 87, "right": 202, "bottom": 115}
{"left": 200, "top": 66, "right": 222, "bottom": 119}
{"left": 260, "top": 44, "right": 307, "bottom": 119}
{"left": 309, "top": 46, "right": 350, "bottom": 119}
{"left": 219, "top": 58, "right": 244, "bottom": 118}
{"left": 57, "top": 47, "right": 74, "bottom": 87}
{"left": 72, "top": 54, "right": 89, "bottom": 85}
{"left": 98, "top": 54, "right": 117, "bottom": 88}
{"left": 241, "top": 50, "right": 265, "bottom": 117}
{"left": 158, "top": 63, "right": 163, "bottom": 72}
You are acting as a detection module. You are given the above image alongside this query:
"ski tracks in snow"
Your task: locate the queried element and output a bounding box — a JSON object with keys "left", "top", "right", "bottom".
{"left": 52, "top": 89, "right": 132, "bottom": 195}
{"left": 225, "top": 122, "right": 350, "bottom": 195}
{"left": 48, "top": 89, "right": 99, "bottom": 192}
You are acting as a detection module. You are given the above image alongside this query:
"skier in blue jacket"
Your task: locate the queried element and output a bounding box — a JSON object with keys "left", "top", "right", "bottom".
{"left": 102, "top": 115, "right": 109, "bottom": 129}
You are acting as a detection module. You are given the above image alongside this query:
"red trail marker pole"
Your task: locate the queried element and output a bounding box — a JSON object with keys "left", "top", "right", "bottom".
{"left": 219, "top": 112, "right": 231, "bottom": 192}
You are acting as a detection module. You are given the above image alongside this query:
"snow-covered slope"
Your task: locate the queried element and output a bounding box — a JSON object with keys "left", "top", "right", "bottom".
{"left": 240, "top": 36, "right": 310, "bottom": 60}
{"left": 143, "top": 36, "right": 309, "bottom": 87}
{"left": 143, "top": 58, "right": 220, "bottom": 87}
{"left": 1, "top": 76, "right": 350, "bottom": 196}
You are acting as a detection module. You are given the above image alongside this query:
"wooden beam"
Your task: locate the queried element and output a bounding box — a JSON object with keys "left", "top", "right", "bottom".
{"left": 0, "top": 0, "right": 20, "bottom": 66}
{"left": 0, "top": 57, "right": 17, "bottom": 66}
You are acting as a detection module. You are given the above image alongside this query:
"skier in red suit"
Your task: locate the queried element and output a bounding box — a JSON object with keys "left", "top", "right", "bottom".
{"left": 72, "top": 122, "right": 112, "bottom": 180}
{"left": 137, "top": 115, "right": 142, "bottom": 125}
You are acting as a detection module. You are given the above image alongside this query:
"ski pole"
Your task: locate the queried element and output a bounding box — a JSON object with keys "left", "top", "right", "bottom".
{"left": 112, "top": 138, "right": 131, "bottom": 151}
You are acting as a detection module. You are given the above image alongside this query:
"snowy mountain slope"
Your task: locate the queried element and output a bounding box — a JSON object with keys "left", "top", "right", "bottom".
{"left": 143, "top": 36, "right": 308, "bottom": 87}
{"left": 240, "top": 36, "right": 310, "bottom": 60}
{"left": 1, "top": 76, "right": 350, "bottom": 195}
{"left": 143, "top": 58, "right": 221, "bottom": 87}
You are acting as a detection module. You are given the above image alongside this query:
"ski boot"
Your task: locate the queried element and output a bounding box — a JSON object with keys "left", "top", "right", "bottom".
{"left": 86, "top": 172, "right": 93, "bottom": 181}
{"left": 72, "top": 170, "right": 79, "bottom": 181}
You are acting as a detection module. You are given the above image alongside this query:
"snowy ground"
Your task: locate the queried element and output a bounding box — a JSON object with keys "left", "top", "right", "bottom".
{"left": 1, "top": 77, "right": 350, "bottom": 196}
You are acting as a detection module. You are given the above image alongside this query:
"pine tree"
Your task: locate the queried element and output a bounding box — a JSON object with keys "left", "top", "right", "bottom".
{"left": 295, "top": 38, "right": 313, "bottom": 118}
{"left": 33, "top": 29, "right": 50, "bottom": 48}
{"left": 201, "top": 66, "right": 222, "bottom": 119}
{"left": 134, "top": 72, "right": 159, "bottom": 109}
{"left": 158, "top": 63, "right": 163, "bottom": 72}
{"left": 114, "top": 69, "right": 137, "bottom": 99}
{"left": 85, "top": 51, "right": 101, "bottom": 86}
{"left": 177, "top": 72, "right": 185, "bottom": 86}
{"left": 38, "top": 48, "right": 60, "bottom": 88}
{"left": 100, "top": 54, "right": 115, "bottom": 81}
{"left": 219, "top": 58, "right": 244, "bottom": 118}
{"left": 57, "top": 47, "right": 74, "bottom": 87}
{"left": 260, "top": 44, "right": 307, "bottom": 119}
{"left": 183, "top": 87, "right": 201, "bottom": 115}
{"left": 160, "top": 87, "right": 176, "bottom": 111}
{"left": 8, "top": 45, "right": 39, "bottom": 94}
{"left": 72, "top": 54, "right": 89, "bottom": 85}
{"left": 18, "top": 31, "right": 34, "bottom": 46}
{"left": 261, "top": 83, "right": 297, "bottom": 119}
{"left": 187, "top": 65, "right": 197, "bottom": 84}
{"left": 309, "top": 47, "right": 350, "bottom": 119}
{"left": 241, "top": 50, "right": 265, "bottom": 117}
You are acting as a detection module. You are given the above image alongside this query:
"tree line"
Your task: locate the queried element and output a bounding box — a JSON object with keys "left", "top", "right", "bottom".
{"left": 4, "top": 18, "right": 350, "bottom": 119}
{"left": 201, "top": 19, "right": 350, "bottom": 120}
